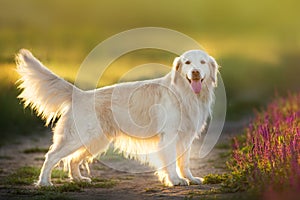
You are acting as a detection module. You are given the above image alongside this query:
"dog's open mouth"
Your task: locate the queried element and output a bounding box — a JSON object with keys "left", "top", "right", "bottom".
{"left": 186, "top": 75, "right": 204, "bottom": 94}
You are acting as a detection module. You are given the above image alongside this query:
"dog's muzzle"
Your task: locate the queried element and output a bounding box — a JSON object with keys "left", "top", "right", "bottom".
{"left": 186, "top": 69, "right": 204, "bottom": 94}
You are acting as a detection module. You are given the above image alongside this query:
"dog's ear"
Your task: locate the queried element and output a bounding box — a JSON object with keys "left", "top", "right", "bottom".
{"left": 208, "top": 56, "right": 219, "bottom": 86}
{"left": 171, "top": 57, "right": 182, "bottom": 84}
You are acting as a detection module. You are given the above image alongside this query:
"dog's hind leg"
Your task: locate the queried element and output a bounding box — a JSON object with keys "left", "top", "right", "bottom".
{"left": 37, "top": 138, "right": 82, "bottom": 186}
{"left": 68, "top": 148, "right": 92, "bottom": 182}
{"left": 36, "top": 116, "right": 84, "bottom": 187}
{"left": 68, "top": 134, "right": 111, "bottom": 182}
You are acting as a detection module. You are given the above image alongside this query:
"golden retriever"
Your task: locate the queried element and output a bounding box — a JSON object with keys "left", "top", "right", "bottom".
{"left": 16, "top": 49, "right": 219, "bottom": 186}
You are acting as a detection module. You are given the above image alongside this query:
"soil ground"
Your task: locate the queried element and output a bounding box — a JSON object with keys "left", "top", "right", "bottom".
{"left": 0, "top": 120, "right": 248, "bottom": 200}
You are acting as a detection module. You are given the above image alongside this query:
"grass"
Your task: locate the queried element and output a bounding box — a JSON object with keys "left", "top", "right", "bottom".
{"left": 203, "top": 174, "right": 228, "bottom": 185}
{"left": 0, "top": 64, "right": 45, "bottom": 146}
{"left": 2, "top": 166, "right": 41, "bottom": 185}
{"left": 6, "top": 178, "right": 117, "bottom": 199}
{"left": 91, "top": 177, "right": 118, "bottom": 188}
{"left": 1, "top": 166, "right": 68, "bottom": 185}
{"left": 1, "top": 165, "right": 118, "bottom": 199}
{"left": 100, "top": 146, "right": 124, "bottom": 161}
{"left": 200, "top": 174, "right": 260, "bottom": 200}
{"left": 1, "top": 166, "right": 117, "bottom": 188}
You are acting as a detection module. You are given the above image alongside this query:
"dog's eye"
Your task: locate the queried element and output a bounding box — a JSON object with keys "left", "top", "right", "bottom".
{"left": 200, "top": 60, "right": 206, "bottom": 64}
{"left": 185, "top": 60, "right": 191, "bottom": 65}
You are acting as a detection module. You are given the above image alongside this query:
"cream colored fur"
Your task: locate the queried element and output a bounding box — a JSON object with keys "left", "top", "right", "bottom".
{"left": 16, "top": 49, "right": 219, "bottom": 186}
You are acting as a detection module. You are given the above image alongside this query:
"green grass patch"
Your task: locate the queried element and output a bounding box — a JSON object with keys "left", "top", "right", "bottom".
{"left": 39, "top": 178, "right": 117, "bottom": 192}
{"left": 2, "top": 166, "right": 40, "bottom": 185}
{"left": 52, "top": 169, "right": 68, "bottom": 179}
{"left": 203, "top": 174, "right": 228, "bottom": 185}
{"left": 1, "top": 166, "right": 68, "bottom": 185}
{"left": 4, "top": 177, "right": 117, "bottom": 199}
{"left": 91, "top": 177, "right": 118, "bottom": 188}
{"left": 0, "top": 67, "right": 44, "bottom": 146}
{"left": 100, "top": 147, "right": 124, "bottom": 161}
{"left": 203, "top": 172, "right": 250, "bottom": 193}
{"left": 1, "top": 166, "right": 117, "bottom": 199}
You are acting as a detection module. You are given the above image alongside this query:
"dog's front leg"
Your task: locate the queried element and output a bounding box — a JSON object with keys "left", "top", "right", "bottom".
{"left": 177, "top": 144, "right": 203, "bottom": 185}
{"left": 158, "top": 135, "right": 189, "bottom": 186}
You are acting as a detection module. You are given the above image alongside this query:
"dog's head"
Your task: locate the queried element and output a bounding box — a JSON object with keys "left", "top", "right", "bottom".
{"left": 171, "top": 50, "right": 219, "bottom": 94}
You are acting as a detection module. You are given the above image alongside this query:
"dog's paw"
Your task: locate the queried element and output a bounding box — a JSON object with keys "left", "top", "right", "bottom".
{"left": 71, "top": 176, "right": 92, "bottom": 183}
{"left": 81, "top": 176, "right": 92, "bottom": 183}
{"left": 188, "top": 177, "right": 203, "bottom": 185}
{"left": 35, "top": 180, "right": 53, "bottom": 187}
{"left": 169, "top": 177, "right": 189, "bottom": 186}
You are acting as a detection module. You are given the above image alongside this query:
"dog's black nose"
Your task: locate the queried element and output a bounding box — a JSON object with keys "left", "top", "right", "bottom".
{"left": 192, "top": 70, "right": 199, "bottom": 76}
{"left": 191, "top": 70, "right": 201, "bottom": 80}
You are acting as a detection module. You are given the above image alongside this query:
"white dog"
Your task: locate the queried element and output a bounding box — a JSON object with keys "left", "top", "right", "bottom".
{"left": 16, "top": 49, "right": 219, "bottom": 187}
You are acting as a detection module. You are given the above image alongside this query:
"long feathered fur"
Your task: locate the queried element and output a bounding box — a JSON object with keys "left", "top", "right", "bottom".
{"left": 16, "top": 49, "right": 219, "bottom": 187}
{"left": 16, "top": 49, "right": 75, "bottom": 126}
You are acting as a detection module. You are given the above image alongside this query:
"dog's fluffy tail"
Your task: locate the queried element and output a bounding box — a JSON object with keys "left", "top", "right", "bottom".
{"left": 16, "top": 49, "right": 77, "bottom": 126}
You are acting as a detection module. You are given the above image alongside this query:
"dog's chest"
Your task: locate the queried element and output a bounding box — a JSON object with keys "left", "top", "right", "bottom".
{"left": 175, "top": 98, "right": 207, "bottom": 133}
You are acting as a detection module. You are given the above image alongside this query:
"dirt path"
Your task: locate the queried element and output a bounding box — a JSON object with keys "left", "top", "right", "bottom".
{"left": 0, "top": 120, "right": 247, "bottom": 199}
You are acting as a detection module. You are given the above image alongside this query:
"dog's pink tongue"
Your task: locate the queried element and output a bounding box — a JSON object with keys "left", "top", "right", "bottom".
{"left": 191, "top": 80, "right": 202, "bottom": 94}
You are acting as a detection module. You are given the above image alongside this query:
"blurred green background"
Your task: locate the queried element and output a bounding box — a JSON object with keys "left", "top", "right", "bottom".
{"left": 1, "top": 0, "right": 300, "bottom": 142}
